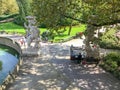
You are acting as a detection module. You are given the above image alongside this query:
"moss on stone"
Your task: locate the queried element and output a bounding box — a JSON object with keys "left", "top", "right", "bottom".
{"left": 0, "top": 61, "right": 2, "bottom": 70}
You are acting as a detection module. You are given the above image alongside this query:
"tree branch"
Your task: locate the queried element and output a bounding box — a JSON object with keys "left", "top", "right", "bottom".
{"left": 92, "top": 20, "right": 120, "bottom": 26}
{"left": 0, "top": 18, "right": 14, "bottom": 23}
{"left": 62, "top": 14, "right": 85, "bottom": 23}
{"left": 62, "top": 14, "right": 120, "bottom": 26}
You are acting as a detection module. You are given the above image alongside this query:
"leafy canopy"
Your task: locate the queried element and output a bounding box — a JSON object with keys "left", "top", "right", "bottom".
{"left": 32, "top": 0, "right": 82, "bottom": 28}
{"left": 0, "top": 0, "right": 19, "bottom": 15}
{"left": 32, "top": 0, "right": 120, "bottom": 27}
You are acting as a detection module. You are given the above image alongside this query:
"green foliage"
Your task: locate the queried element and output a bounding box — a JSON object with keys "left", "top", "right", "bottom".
{"left": 0, "top": 22, "right": 23, "bottom": 30}
{"left": 32, "top": 0, "right": 120, "bottom": 26}
{"left": 82, "top": 0, "right": 120, "bottom": 26}
{"left": 0, "top": 61, "right": 2, "bottom": 70}
{"left": 0, "top": 22, "right": 86, "bottom": 42}
{"left": 39, "top": 23, "right": 47, "bottom": 28}
{"left": 104, "top": 52, "right": 120, "bottom": 66}
{"left": 105, "top": 60, "right": 118, "bottom": 72}
{"left": 53, "top": 24, "right": 86, "bottom": 42}
{"left": 0, "top": 0, "right": 31, "bottom": 25}
{"left": 101, "top": 52, "right": 120, "bottom": 79}
{"left": 32, "top": 0, "right": 82, "bottom": 32}
{"left": 0, "top": 0, "right": 19, "bottom": 15}
{"left": 15, "top": 0, "right": 33, "bottom": 25}
{"left": 16, "top": 0, "right": 32, "bottom": 16}
{"left": 0, "top": 22, "right": 25, "bottom": 35}
{"left": 0, "top": 14, "right": 18, "bottom": 21}
{"left": 32, "top": 0, "right": 120, "bottom": 48}
{"left": 14, "top": 15, "right": 25, "bottom": 26}
{"left": 99, "top": 27, "right": 120, "bottom": 49}
{"left": 0, "top": 22, "right": 48, "bottom": 35}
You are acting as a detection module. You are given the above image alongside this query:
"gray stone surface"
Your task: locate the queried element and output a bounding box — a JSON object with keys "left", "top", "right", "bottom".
{"left": 1, "top": 34, "right": 120, "bottom": 90}
{"left": 6, "top": 42, "right": 120, "bottom": 90}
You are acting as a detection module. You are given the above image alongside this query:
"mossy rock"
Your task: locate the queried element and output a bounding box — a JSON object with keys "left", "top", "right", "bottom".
{"left": 0, "top": 61, "right": 2, "bottom": 70}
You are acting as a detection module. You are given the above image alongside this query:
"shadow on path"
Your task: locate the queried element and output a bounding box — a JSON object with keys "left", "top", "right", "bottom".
{"left": 6, "top": 43, "right": 120, "bottom": 90}
{"left": 51, "top": 58, "right": 120, "bottom": 90}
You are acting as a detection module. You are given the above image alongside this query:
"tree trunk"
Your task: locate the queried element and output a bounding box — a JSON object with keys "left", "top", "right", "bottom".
{"left": 68, "top": 24, "right": 72, "bottom": 35}
{"left": 85, "top": 24, "right": 100, "bottom": 58}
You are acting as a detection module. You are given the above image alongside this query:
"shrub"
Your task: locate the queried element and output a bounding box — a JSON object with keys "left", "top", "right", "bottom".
{"left": 14, "top": 15, "right": 25, "bottom": 26}
{"left": 104, "top": 52, "right": 120, "bottom": 64}
{"left": 101, "top": 52, "right": 120, "bottom": 79}
{"left": 99, "top": 27, "right": 120, "bottom": 50}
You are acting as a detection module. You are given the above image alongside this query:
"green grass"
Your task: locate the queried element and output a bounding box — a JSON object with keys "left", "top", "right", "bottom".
{"left": 54, "top": 24, "right": 86, "bottom": 40}
{"left": 0, "top": 22, "right": 46, "bottom": 35}
{"left": 53, "top": 24, "right": 86, "bottom": 42}
{"left": 0, "top": 22, "right": 86, "bottom": 42}
{"left": 0, "top": 22, "right": 25, "bottom": 34}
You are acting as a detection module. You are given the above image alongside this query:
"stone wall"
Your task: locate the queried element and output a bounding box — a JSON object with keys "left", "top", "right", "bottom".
{"left": 0, "top": 37, "right": 22, "bottom": 55}
{"left": 0, "top": 37, "right": 22, "bottom": 90}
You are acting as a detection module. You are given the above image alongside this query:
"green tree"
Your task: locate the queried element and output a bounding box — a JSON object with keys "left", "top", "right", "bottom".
{"left": 32, "top": 0, "right": 81, "bottom": 34}
{"left": 15, "top": 0, "right": 32, "bottom": 25}
{"left": 32, "top": 0, "right": 120, "bottom": 57}
{"left": 81, "top": 0, "right": 120, "bottom": 57}
{"left": 0, "top": 0, "right": 19, "bottom": 15}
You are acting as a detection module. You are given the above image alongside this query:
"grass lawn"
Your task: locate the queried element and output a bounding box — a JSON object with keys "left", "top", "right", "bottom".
{"left": 0, "top": 22, "right": 86, "bottom": 42}
{"left": 54, "top": 24, "right": 86, "bottom": 40}
{"left": 0, "top": 22, "right": 46, "bottom": 35}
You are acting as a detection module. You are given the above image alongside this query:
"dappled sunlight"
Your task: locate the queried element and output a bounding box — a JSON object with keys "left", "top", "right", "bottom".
{"left": 12, "top": 56, "right": 70, "bottom": 90}
{"left": 51, "top": 57, "right": 120, "bottom": 90}
{"left": 7, "top": 39, "right": 120, "bottom": 90}
{"left": 50, "top": 43, "right": 120, "bottom": 90}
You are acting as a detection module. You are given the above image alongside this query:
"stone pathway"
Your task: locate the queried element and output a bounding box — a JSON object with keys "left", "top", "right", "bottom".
{"left": 1, "top": 34, "right": 120, "bottom": 90}
{"left": 6, "top": 42, "right": 120, "bottom": 90}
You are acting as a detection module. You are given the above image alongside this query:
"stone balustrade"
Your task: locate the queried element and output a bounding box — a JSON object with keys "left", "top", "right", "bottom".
{"left": 0, "top": 37, "right": 22, "bottom": 90}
